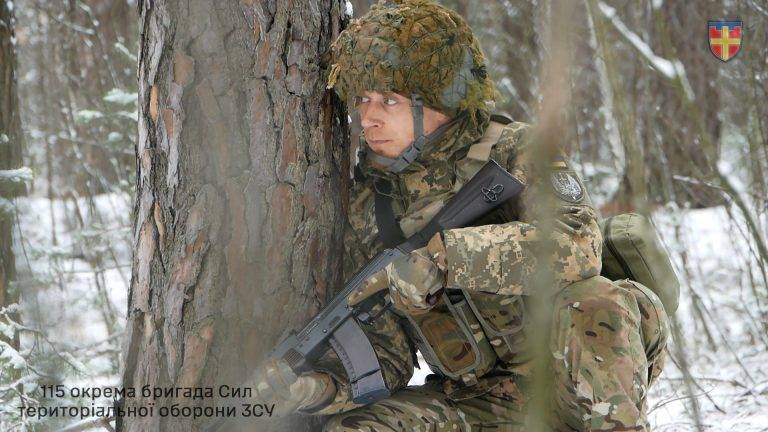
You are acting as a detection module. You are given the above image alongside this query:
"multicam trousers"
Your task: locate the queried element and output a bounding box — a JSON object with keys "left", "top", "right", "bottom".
{"left": 323, "top": 378, "right": 526, "bottom": 431}
{"left": 323, "top": 276, "right": 669, "bottom": 432}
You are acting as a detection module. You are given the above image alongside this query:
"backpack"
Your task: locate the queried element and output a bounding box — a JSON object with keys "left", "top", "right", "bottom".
{"left": 600, "top": 213, "right": 680, "bottom": 313}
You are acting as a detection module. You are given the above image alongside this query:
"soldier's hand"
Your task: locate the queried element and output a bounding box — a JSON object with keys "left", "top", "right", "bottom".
{"left": 386, "top": 242, "right": 445, "bottom": 314}
{"left": 554, "top": 205, "right": 593, "bottom": 236}
{"left": 387, "top": 233, "right": 448, "bottom": 315}
{"left": 348, "top": 233, "right": 448, "bottom": 314}
{"left": 246, "top": 357, "right": 335, "bottom": 417}
{"left": 347, "top": 267, "right": 390, "bottom": 306}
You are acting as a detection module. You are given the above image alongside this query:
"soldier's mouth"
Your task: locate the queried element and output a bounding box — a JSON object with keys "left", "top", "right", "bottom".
{"left": 368, "top": 139, "right": 390, "bottom": 145}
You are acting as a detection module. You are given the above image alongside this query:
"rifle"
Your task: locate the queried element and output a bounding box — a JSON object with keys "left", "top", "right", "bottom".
{"left": 270, "top": 159, "right": 524, "bottom": 406}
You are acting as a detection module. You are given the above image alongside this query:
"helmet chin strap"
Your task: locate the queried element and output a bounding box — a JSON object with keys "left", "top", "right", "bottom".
{"left": 365, "top": 94, "right": 427, "bottom": 173}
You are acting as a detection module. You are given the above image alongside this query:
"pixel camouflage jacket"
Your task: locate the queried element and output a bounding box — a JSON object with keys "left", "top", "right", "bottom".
{"left": 310, "top": 118, "right": 603, "bottom": 414}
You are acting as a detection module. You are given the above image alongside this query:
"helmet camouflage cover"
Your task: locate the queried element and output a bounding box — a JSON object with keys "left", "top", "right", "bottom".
{"left": 327, "top": 0, "right": 497, "bottom": 118}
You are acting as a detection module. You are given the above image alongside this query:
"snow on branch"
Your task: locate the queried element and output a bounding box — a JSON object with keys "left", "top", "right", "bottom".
{"left": 597, "top": 1, "right": 695, "bottom": 101}
{"left": 0, "top": 197, "right": 13, "bottom": 214}
{"left": 0, "top": 340, "right": 27, "bottom": 370}
{"left": 103, "top": 88, "right": 138, "bottom": 106}
{"left": 0, "top": 167, "right": 33, "bottom": 184}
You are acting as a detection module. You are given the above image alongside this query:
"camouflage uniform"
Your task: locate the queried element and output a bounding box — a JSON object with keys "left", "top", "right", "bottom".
{"left": 309, "top": 1, "right": 670, "bottom": 430}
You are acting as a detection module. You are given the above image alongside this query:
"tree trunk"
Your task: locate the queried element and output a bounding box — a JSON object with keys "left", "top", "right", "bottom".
{"left": 0, "top": 0, "right": 26, "bottom": 414}
{"left": 648, "top": 1, "right": 726, "bottom": 208}
{"left": 0, "top": 0, "right": 24, "bottom": 197}
{"left": 119, "top": 1, "right": 348, "bottom": 431}
{"left": 1, "top": 0, "right": 25, "bottom": 319}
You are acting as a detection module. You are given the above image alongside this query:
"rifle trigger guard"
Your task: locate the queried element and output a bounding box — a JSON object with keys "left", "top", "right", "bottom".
{"left": 356, "top": 294, "right": 394, "bottom": 324}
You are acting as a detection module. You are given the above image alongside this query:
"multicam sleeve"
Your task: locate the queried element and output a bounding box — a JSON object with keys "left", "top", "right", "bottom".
{"left": 442, "top": 125, "right": 603, "bottom": 297}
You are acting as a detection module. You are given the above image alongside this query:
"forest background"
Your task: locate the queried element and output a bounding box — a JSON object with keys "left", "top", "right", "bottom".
{"left": 1, "top": 0, "right": 766, "bottom": 431}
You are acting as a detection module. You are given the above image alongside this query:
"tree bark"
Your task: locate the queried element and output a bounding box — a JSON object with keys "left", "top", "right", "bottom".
{"left": 1, "top": 0, "right": 25, "bottom": 317}
{"left": 119, "top": 1, "right": 348, "bottom": 431}
{"left": 0, "top": 0, "right": 26, "bottom": 414}
{"left": 0, "top": 0, "right": 24, "bottom": 195}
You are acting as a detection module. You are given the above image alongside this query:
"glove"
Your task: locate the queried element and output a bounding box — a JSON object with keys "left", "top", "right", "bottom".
{"left": 554, "top": 205, "right": 594, "bottom": 236}
{"left": 246, "top": 357, "right": 336, "bottom": 416}
{"left": 348, "top": 233, "right": 448, "bottom": 315}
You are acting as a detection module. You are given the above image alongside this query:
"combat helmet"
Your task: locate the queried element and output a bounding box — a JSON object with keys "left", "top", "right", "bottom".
{"left": 327, "top": 0, "right": 497, "bottom": 173}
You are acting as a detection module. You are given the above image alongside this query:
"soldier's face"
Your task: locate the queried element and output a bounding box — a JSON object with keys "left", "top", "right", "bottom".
{"left": 356, "top": 91, "right": 450, "bottom": 158}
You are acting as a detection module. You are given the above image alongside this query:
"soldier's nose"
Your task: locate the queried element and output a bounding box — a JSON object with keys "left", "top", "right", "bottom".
{"left": 360, "top": 115, "right": 380, "bottom": 129}
{"left": 360, "top": 103, "right": 385, "bottom": 129}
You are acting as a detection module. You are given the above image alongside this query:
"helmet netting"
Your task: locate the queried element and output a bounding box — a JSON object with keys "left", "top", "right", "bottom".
{"left": 327, "top": 0, "right": 497, "bottom": 118}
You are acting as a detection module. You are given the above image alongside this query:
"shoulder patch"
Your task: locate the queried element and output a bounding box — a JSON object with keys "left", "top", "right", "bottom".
{"left": 551, "top": 170, "right": 584, "bottom": 203}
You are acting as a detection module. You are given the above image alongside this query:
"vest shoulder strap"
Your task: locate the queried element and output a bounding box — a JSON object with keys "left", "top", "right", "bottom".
{"left": 466, "top": 114, "right": 514, "bottom": 162}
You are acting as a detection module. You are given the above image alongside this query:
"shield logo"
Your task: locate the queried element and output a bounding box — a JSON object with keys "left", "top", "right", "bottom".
{"left": 551, "top": 171, "right": 583, "bottom": 203}
{"left": 708, "top": 20, "right": 743, "bottom": 62}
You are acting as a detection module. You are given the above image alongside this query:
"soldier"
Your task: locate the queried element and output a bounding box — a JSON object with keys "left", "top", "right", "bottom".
{"left": 248, "top": 0, "right": 670, "bottom": 430}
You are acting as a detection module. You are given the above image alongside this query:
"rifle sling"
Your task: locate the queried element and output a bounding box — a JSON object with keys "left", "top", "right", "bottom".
{"left": 372, "top": 114, "right": 513, "bottom": 248}
{"left": 374, "top": 178, "right": 407, "bottom": 248}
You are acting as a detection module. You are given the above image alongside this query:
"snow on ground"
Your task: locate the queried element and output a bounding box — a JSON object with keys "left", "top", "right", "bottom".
{"left": 14, "top": 192, "right": 131, "bottom": 403}
{"left": 648, "top": 206, "right": 768, "bottom": 431}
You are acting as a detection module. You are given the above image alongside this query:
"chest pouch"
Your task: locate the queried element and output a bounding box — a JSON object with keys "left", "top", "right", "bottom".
{"left": 461, "top": 291, "right": 528, "bottom": 364}
{"left": 401, "top": 289, "right": 497, "bottom": 386}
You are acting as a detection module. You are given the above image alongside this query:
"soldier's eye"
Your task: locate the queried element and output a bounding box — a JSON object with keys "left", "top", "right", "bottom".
{"left": 354, "top": 96, "right": 370, "bottom": 106}
{"left": 384, "top": 97, "right": 398, "bottom": 106}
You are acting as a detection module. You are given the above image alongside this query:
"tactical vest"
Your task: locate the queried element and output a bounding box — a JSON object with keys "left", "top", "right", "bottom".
{"left": 373, "top": 116, "right": 679, "bottom": 390}
{"left": 375, "top": 115, "right": 523, "bottom": 386}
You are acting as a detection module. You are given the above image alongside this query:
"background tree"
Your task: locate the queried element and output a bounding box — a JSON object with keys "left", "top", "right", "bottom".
{"left": 0, "top": 0, "right": 30, "bottom": 424}
{"left": 118, "top": 1, "right": 349, "bottom": 431}
{"left": 4, "top": 1, "right": 139, "bottom": 429}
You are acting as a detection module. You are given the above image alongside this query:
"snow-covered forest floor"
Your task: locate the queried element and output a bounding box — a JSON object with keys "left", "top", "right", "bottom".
{"left": 9, "top": 189, "right": 767, "bottom": 430}
{"left": 6, "top": 192, "right": 132, "bottom": 430}
{"left": 646, "top": 208, "right": 767, "bottom": 431}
